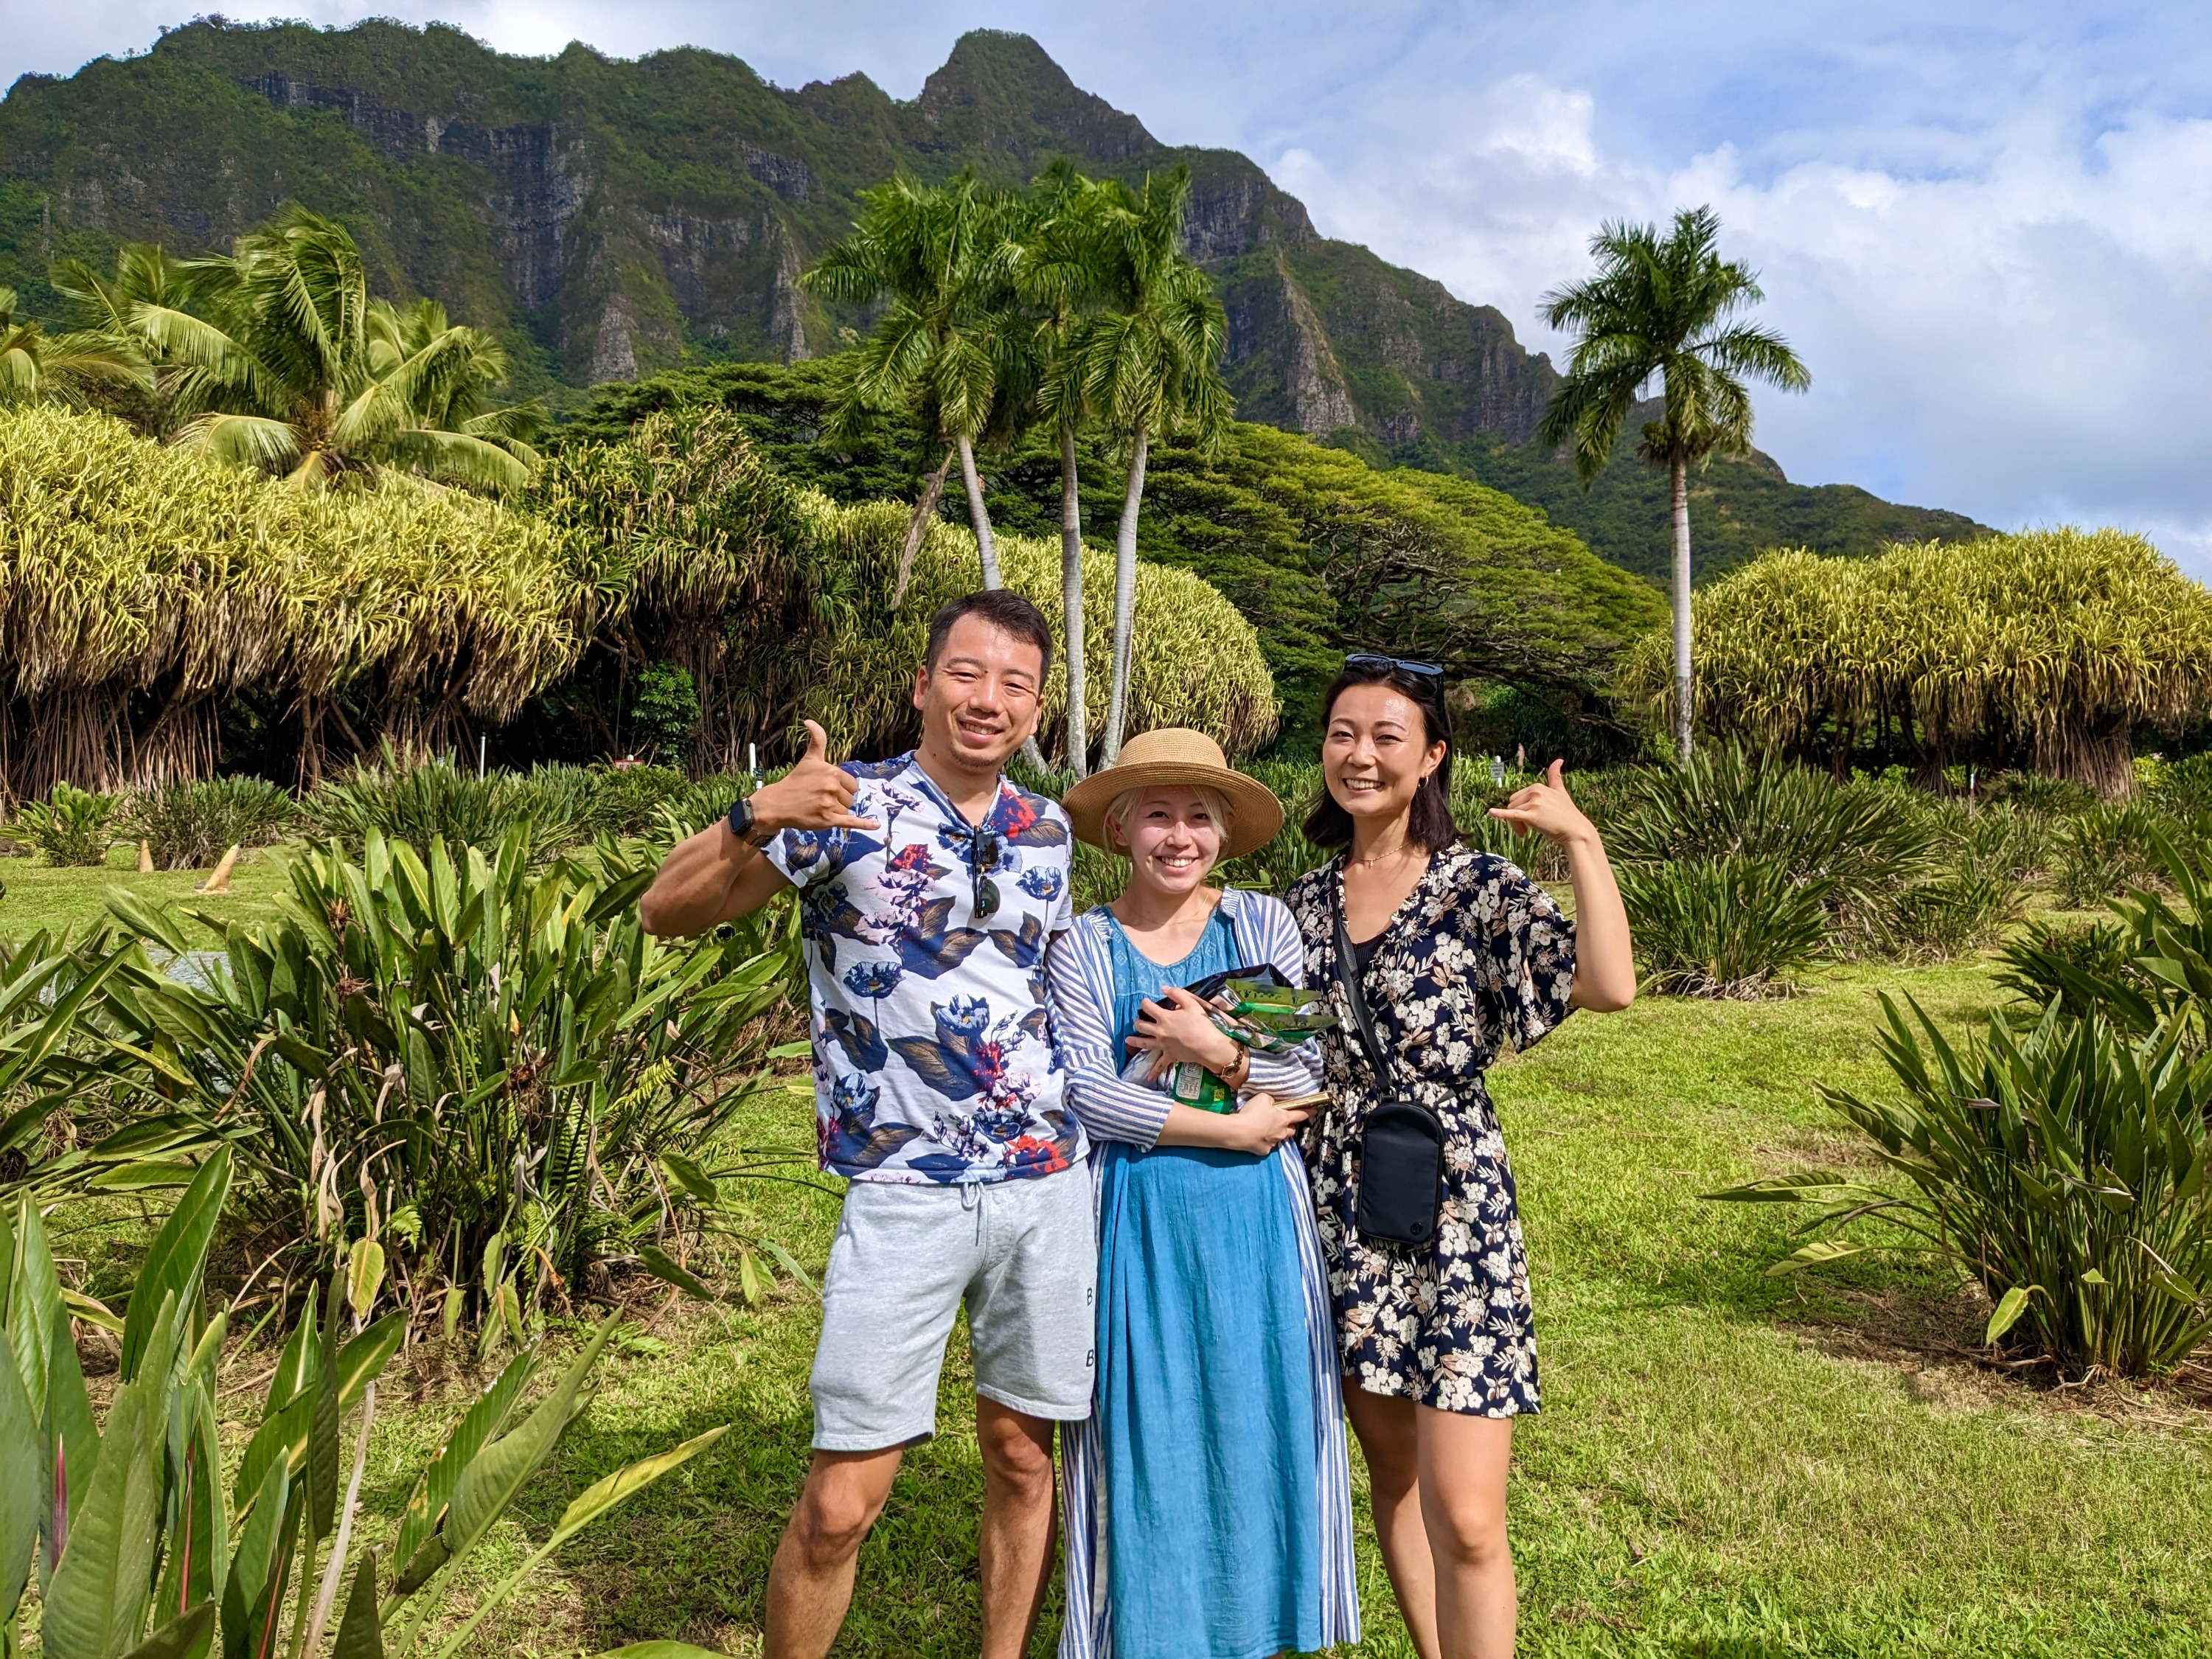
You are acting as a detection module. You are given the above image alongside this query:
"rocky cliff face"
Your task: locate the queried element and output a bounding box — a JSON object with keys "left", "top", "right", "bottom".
{"left": 0, "top": 20, "right": 1558, "bottom": 438}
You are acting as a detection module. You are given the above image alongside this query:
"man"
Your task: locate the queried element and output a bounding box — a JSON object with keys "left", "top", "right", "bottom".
{"left": 640, "top": 589, "right": 1093, "bottom": 1659}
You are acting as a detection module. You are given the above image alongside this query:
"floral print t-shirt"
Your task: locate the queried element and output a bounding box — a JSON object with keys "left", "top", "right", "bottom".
{"left": 765, "top": 752, "right": 1084, "bottom": 1185}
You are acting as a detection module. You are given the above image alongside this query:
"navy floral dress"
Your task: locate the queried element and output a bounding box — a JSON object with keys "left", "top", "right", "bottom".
{"left": 1285, "top": 845, "right": 1576, "bottom": 1416}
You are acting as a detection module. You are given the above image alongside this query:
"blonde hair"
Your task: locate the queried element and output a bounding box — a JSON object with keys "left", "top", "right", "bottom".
{"left": 1104, "top": 784, "right": 1235, "bottom": 862}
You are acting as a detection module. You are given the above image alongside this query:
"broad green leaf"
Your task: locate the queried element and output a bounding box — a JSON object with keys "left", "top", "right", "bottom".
{"left": 10, "top": 1197, "right": 60, "bottom": 1411}
{"left": 332, "top": 1549, "right": 383, "bottom": 1659}
{"left": 44, "top": 1297, "right": 178, "bottom": 1659}
{"left": 352, "top": 1248, "right": 392, "bottom": 1327}
{"left": 335, "top": 1313, "right": 404, "bottom": 1408}
{"left": 1986, "top": 1284, "right": 2035, "bottom": 1343}
{"left": 392, "top": 1347, "right": 538, "bottom": 1572}
{"left": 760, "top": 1240, "right": 818, "bottom": 1298}
{"left": 658, "top": 1152, "right": 719, "bottom": 1206}
{"left": 307, "top": 1276, "right": 341, "bottom": 1543}
{"left": 89, "top": 1161, "right": 202, "bottom": 1193}
{"left": 119, "top": 1602, "right": 217, "bottom": 1659}
{"left": 120, "top": 1148, "right": 233, "bottom": 1380}
{"left": 2079, "top": 1267, "right": 2109, "bottom": 1286}
{"left": 428, "top": 1427, "right": 729, "bottom": 1659}
{"left": 443, "top": 1311, "right": 619, "bottom": 1562}
{"left": 0, "top": 1337, "right": 39, "bottom": 1623}
{"left": 42, "top": 1303, "right": 98, "bottom": 1576}
{"left": 440, "top": 1287, "right": 463, "bottom": 1344}
{"left": 227, "top": 1458, "right": 289, "bottom": 1616}
{"left": 738, "top": 1250, "right": 763, "bottom": 1308}
{"left": 548, "top": 1427, "right": 728, "bottom": 1543}
{"left": 638, "top": 1246, "right": 716, "bottom": 1301}
{"left": 61, "top": 1288, "right": 124, "bottom": 1334}
{"left": 1764, "top": 1239, "right": 1867, "bottom": 1277}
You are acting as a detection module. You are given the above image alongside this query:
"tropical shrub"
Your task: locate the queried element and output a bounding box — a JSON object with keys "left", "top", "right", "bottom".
{"left": 1604, "top": 747, "right": 1938, "bottom": 954}
{"left": 306, "top": 752, "right": 599, "bottom": 860}
{"left": 1988, "top": 770, "right": 2100, "bottom": 818}
{"left": 1995, "top": 838, "right": 2212, "bottom": 1056}
{"left": 0, "top": 1158, "right": 724, "bottom": 1659}
{"left": 2150, "top": 751, "right": 2212, "bottom": 818}
{"left": 1617, "top": 857, "right": 1835, "bottom": 998}
{"left": 1714, "top": 995, "right": 2212, "bottom": 1379}
{"left": 94, "top": 827, "right": 793, "bottom": 1320}
{"left": 1631, "top": 529, "right": 2212, "bottom": 794}
{"left": 2055, "top": 805, "right": 2169, "bottom": 910}
{"left": 3, "top": 782, "right": 120, "bottom": 865}
{"left": 131, "top": 774, "right": 297, "bottom": 868}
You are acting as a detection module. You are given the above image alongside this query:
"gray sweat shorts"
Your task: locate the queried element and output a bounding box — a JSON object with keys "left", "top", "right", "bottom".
{"left": 810, "top": 1162, "right": 1097, "bottom": 1452}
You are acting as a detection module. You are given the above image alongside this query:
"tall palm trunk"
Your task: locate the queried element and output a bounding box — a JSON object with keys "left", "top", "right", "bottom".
{"left": 954, "top": 433, "right": 1002, "bottom": 589}
{"left": 1100, "top": 421, "right": 1150, "bottom": 767}
{"left": 892, "top": 448, "right": 954, "bottom": 610}
{"left": 1669, "top": 453, "right": 1694, "bottom": 764}
{"left": 1059, "top": 428, "right": 1089, "bottom": 777}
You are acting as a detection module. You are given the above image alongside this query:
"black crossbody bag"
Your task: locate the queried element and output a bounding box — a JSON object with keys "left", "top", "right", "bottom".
{"left": 1332, "top": 886, "right": 1444, "bottom": 1247}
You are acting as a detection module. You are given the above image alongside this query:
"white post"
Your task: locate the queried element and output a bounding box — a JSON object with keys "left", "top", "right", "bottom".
{"left": 478, "top": 734, "right": 487, "bottom": 780}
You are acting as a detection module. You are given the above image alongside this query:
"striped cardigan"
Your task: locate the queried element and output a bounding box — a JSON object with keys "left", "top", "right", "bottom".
{"left": 1047, "top": 888, "right": 1360, "bottom": 1659}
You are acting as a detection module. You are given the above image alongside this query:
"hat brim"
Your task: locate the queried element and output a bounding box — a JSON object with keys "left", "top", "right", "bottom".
{"left": 1062, "top": 761, "right": 1284, "bottom": 860}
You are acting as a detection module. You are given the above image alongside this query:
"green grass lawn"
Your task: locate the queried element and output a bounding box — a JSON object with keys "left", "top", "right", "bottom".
{"left": 21, "top": 858, "right": 2212, "bottom": 1658}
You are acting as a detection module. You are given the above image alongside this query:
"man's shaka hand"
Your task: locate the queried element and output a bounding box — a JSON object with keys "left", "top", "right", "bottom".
{"left": 747, "top": 720, "right": 882, "bottom": 835}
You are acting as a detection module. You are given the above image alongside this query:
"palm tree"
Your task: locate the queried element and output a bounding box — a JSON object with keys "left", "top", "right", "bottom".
{"left": 0, "top": 285, "right": 148, "bottom": 406}
{"left": 1023, "top": 166, "right": 1121, "bottom": 775}
{"left": 49, "top": 245, "right": 195, "bottom": 432}
{"left": 1537, "top": 205, "right": 1809, "bottom": 762}
{"left": 802, "top": 174, "right": 1030, "bottom": 592}
{"left": 1068, "top": 167, "right": 1229, "bottom": 765}
{"left": 119, "top": 205, "right": 536, "bottom": 490}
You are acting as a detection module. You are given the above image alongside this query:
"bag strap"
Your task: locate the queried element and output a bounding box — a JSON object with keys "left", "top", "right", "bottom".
{"left": 1330, "top": 872, "right": 1397, "bottom": 1088}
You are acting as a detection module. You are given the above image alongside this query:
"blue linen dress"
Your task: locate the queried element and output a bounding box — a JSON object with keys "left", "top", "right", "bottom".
{"left": 1091, "top": 906, "right": 1324, "bottom": 1659}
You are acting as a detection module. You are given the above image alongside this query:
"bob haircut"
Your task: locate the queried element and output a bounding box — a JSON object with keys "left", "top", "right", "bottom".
{"left": 1303, "top": 659, "right": 1459, "bottom": 852}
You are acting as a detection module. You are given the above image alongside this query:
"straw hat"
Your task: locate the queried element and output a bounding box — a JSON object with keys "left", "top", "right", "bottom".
{"left": 1062, "top": 727, "right": 1284, "bottom": 858}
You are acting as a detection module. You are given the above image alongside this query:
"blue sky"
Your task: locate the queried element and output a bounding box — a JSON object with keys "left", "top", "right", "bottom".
{"left": 11, "top": 3, "right": 2212, "bottom": 573}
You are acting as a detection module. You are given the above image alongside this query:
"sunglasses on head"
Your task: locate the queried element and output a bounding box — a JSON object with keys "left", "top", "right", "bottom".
{"left": 1345, "top": 653, "right": 1444, "bottom": 681}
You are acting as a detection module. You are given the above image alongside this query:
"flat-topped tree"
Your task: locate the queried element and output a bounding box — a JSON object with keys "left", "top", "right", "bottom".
{"left": 1538, "top": 206, "right": 1809, "bottom": 762}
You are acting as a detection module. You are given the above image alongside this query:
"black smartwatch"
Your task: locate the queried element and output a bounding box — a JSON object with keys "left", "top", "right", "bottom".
{"left": 726, "top": 793, "right": 773, "bottom": 849}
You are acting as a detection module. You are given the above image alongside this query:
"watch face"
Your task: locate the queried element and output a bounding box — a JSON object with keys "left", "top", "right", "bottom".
{"left": 727, "top": 796, "right": 754, "bottom": 837}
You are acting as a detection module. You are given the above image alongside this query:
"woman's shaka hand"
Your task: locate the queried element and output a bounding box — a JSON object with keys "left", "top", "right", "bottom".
{"left": 1487, "top": 759, "right": 1599, "bottom": 846}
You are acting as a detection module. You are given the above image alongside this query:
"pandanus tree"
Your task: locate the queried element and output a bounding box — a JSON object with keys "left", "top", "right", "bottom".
{"left": 1641, "top": 529, "right": 2212, "bottom": 796}
{"left": 1537, "top": 205, "right": 1809, "bottom": 762}
{"left": 1065, "top": 167, "right": 1229, "bottom": 766}
{"left": 801, "top": 173, "right": 1032, "bottom": 598}
{"left": 113, "top": 204, "right": 538, "bottom": 490}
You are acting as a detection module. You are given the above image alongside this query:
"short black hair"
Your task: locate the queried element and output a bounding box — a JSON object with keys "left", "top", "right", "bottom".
{"left": 1303, "top": 659, "right": 1460, "bottom": 852}
{"left": 925, "top": 589, "right": 1054, "bottom": 681}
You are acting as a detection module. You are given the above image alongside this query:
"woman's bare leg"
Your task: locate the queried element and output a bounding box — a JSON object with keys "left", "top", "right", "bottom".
{"left": 1344, "top": 1382, "right": 1441, "bottom": 1659}
{"left": 1416, "top": 1408, "right": 1516, "bottom": 1659}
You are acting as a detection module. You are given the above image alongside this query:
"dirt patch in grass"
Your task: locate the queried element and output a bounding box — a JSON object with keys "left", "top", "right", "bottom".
{"left": 1784, "top": 1280, "right": 2212, "bottom": 1430}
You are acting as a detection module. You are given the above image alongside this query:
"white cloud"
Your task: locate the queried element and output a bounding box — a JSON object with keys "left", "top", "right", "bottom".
{"left": 1270, "top": 52, "right": 2212, "bottom": 580}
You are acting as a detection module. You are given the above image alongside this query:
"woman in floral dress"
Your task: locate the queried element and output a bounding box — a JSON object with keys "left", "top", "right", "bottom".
{"left": 1284, "top": 656, "right": 1636, "bottom": 1659}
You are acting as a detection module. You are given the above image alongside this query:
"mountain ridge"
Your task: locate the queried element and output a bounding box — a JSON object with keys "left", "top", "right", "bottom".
{"left": 0, "top": 18, "right": 1986, "bottom": 571}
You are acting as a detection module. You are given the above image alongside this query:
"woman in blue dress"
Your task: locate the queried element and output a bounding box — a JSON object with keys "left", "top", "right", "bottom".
{"left": 1047, "top": 727, "right": 1360, "bottom": 1659}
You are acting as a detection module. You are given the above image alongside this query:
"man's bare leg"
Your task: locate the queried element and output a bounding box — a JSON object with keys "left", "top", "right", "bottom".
{"left": 763, "top": 1445, "right": 905, "bottom": 1659}
{"left": 975, "top": 1397, "right": 1059, "bottom": 1659}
